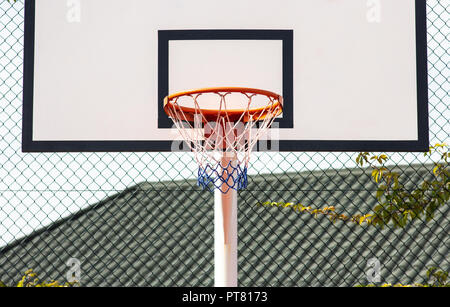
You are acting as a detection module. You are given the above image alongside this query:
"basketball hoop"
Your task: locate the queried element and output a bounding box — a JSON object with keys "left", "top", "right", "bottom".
{"left": 164, "top": 87, "right": 283, "bottom": 193}
{"left": 164, "top": 87, "right": 282, "bottom": 287}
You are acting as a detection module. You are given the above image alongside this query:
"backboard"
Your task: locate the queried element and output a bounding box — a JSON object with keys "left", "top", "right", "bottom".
{"left": 22, "top": 0, "right": 429, "bottom": 152}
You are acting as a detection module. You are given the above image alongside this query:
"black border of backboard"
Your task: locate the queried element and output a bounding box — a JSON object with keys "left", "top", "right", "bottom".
{"left": 22, "top": 0, "right": 429, "bottom": 152}
{"left": 157, "top": 30, "right": 294, "bottom": 129}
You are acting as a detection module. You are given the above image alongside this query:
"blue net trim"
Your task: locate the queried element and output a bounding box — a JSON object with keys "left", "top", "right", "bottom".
{"left": 197, "top": 162, "right": 248, "bottom": 193}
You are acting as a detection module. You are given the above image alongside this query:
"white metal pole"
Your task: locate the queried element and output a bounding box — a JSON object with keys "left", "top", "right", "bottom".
{"left": 214, "top": 156, "right": 238, "bottom": 287}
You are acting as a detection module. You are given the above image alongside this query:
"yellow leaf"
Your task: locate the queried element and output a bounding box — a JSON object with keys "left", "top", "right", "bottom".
{"left": 359, "top": 216, "right": 365, "bottom": 225}
{"left": 372, "top": 169, "right": 378, "bottom": 179}
{"left": 433, "top": 166, "right": 439, "bottom": 175}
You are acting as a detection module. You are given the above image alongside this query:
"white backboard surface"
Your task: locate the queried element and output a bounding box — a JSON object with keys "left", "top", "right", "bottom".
{"left": 23, "top": 0, "right": 429, "bottom": 152}
{"left": 169, "top": 40, "right": 283, "bottom": 97}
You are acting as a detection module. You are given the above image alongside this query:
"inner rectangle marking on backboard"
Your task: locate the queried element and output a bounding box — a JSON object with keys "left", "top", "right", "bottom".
{"left": 158, "top": 30, "right": 294, "bottom": 129}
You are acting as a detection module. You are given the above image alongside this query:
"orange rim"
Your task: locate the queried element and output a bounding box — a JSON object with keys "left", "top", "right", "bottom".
{"left": 164, "top": 87, "right": 283, "bottom": 122}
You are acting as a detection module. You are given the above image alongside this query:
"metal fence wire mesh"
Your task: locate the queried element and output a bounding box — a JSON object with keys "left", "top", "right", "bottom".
{"left": 0, "top": 0, "right": 448, "bottom": 287}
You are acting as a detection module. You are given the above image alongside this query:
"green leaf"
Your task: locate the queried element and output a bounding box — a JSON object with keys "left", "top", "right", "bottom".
{"left": 376, "top": 187, "right": 385, "bottom": 199}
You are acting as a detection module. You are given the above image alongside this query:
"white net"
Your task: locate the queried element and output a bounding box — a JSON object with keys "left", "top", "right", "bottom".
{"left": 164, "top": 88, "right": 282, "bottom": 192}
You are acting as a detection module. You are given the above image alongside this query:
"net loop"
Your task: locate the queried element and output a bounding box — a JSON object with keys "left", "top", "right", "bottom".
{"left": 197, "top": 161, "right": 248, "bottom": 193}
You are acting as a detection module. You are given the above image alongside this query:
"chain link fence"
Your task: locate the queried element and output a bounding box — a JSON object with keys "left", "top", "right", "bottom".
{"left": 0, "top": 0, "right": 448, "bottom": 286}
